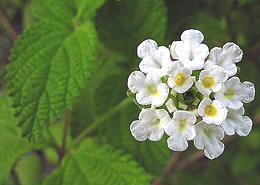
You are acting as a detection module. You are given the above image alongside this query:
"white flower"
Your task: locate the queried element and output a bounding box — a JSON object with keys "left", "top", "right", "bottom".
{"left": 165, "top": 110, "right": 196, "bottom": 151}
{"left": 221, "top": 107, "right": 252, "bottom": 136}
{"left": 166, "top": 61, "right": 194, "bottom": 93}
{"left": 205, "top": 42, "right": 243, "bottom": 77}
{"left": 196, "top": 68, "right": 227, "bottom": 96}
{"left": 198, "top": 98, "right": 227, "bottom": 125}
{"left": 127, "top": 71, "right": 169, "bottom": 107}
{"left": 165, "top": 99, "right": 177, "bottom": 113}
{"left": 137, "top": 39, "right": 172, "bottom": 76}
{"left": 194, "top": 121, "right": 225, "bottom": 160}
{"left": 214, "top": 77, "right": 255, "bottom": 110}
{"left": 130, "top": 108, "right": 171, "bottom": 141}
{"left": 170, "top": 29, "right": 209, "bottom": 70}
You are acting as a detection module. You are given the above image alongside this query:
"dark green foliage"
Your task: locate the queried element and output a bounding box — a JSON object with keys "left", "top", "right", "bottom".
{"left": 43, "top": 140, "right": 151, "bottom": 185}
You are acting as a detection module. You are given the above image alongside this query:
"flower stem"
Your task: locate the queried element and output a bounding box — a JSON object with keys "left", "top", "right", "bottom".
{"left": 58, "top": 108, "right": 71, "bottom": 163}
{"left": 69, "top": 97, "right": 132, "bottom": 151}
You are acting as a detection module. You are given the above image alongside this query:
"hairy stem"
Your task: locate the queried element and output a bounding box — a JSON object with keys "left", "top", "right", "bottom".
{"left": 59, "top": 108, "right": 71, "bottom": 163}
{"left": 69, "top": 97, "right": 132, "bottom": 150}
{"left": 0, "top": 9, "right": 17, "bottom": 41}
{"left": 152, "top": 152, "right": 181, "bottom": 185}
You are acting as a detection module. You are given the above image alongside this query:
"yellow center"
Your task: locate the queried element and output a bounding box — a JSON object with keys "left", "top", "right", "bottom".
{"left": 177, "top": 119, "right": 187, "bottom": 132}
{"left": 202, "top": 77, "right": 215, "bottom": 88}
{"left": 151, "top": 119, "right": 160, "bottom": 127}
{"left": 174, "top": 73, "right": 186, "bottom": 86}
{"left": 204, "top": 105, "right": 218, "bottom": 117}
{"left": 147, "top": 85, "right": 160, "bottom": 96}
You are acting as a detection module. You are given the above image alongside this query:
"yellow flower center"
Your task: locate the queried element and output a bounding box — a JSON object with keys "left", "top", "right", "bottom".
{"left": 202, "top": 77, "right": 215, "bottom": 88}
{"left": 174, "top": 73, "right": 186, "bottom": 86}
{"left": 204, "top": 104, "right": 218, "bottom": 117}
{"left": 177, "top": 119, "right": 187, "bottom": 132}
{"left": 147, "top": 85, "right": 160, "bottom": 96}
{"left": 150, "top": 118, "right": 160, "bottom": 127}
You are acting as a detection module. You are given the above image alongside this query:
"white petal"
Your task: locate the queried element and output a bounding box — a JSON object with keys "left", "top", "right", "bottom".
{"left": 127, "top": 71, "right": 145, "bottom": 93}
{"left": 213, "top": 107, "right": 228, "bottom": 125}
{"left": 167, "top": 135, "right": 189, "bottom": 151}
{"left": 181, "top": 29, "right": 204, "bottom": 44}
{"left": 194, "top": 43, "right": 209, "bottom": 59}
{"left": 221, "top": 119, "right": 236, "bottom": 136}
{"left": 174, "top": 78, "right": 193, "bottom": 93}
{"left": 136, "top": 90, "right": 152, "bottom": 105}
{"left": 236, "top": 116, "right": 252, "bottom": 136}
{"left": 222, "top": 63, "right": 237, "bottom": 77}
{"left": 139, "top": 108, "right": 155, "bottom": 121}
{"left": 156, "top": 109, "right": 171, "bottom": 128}
{"left": 170, "top": 41, "right": 182, "bottom": 59}
{"left": 139, "top": 57, "right": 162, "bottom": 74}
{"left": 151, "top": 83, "right": 169, "bottom": 107}
{"left": 204, "top": 140, "right": 225, "bottom": 160}
{"left": 196, "top": 81, "right": 211, "bottom": 96}
{"left": 208, "top": 47, "right": 222, "bottom": 63}
{"left": 184, "top": 58, "right": 205, "bottom": 70}
{"left": 137, "top": 39, "right": 157, "bottom": 58}
{"left": 130, "top": 120, "right": 148, "bottom": 141}
{"left": 240, "top": 81, "right": 255, "bottom": 103}
{"left": 147, "top": 127, "right": 164, "bottom": 141}
{"left": 145, "top": 72, "right": 162, "bottom": 85}
{"left": 198, "top": 98, "right": 212, "bottom": 116}
{"left": 222, "top": 42, "right": 243, "bottom": 63}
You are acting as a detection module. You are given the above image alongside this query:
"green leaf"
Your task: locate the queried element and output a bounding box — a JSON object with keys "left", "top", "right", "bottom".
{"left": 6, "top": 4, "right": 100, "bottom": 138}
{"left": 96, "top": 0, "right": 167, "bottom": 57}
{"left": 0, "top": 96, "right": 30, "bottom": 183}
{"left": 43, "top": 140, "right": 151, "bottom": 185}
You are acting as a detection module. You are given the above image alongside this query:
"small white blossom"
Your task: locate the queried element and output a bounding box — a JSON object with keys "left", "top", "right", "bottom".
{"left": 221, "top": 107, "right": 252, "bottom": 136}
{"left": 128, "top": 71, "right": 169, "bottom": 107}
{"left": 198, "top": 98, "right": 227, "bottom": 125}
{"left": 167, "top": 61, "right": 194, "bottom": 93}
{"left": 194, "top": 121, "right": 225, "bottom": 160}
{"left": 165, "top": 99, "right": 177, "bottom": 113}
{"left": 137, "top": 39, "right": 172, "bottom": 76}
{"left": 170, "top": 29, "right": 209, "bottom": 70}
{"left": 214, "top": 77, "right": 255, "bottom": 110}
{"left": 165, "top": 110, "right": 196, "bottom": 151}
{"left": 130, "top": 108, "right": 171, "bottom": 141}
{"left": 196, "top": 68, "right": 227, "bottom": 96}
{"left": 205, "top": 42, "right": 243, "bottom": 77}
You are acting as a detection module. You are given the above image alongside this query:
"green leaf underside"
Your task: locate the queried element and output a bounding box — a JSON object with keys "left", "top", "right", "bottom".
{"left": 5, "top": 0, "right": 105, "bottom": 139}
{"left": 43, "top": 140, "right": 151, "bottom": 185}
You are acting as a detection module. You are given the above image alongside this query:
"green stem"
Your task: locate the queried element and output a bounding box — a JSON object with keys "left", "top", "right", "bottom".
{"left": 69, "top": 97, "right": 132, "bottom": 151}
{"left": 59, "top": 108, "right": 71, "bottom": 163}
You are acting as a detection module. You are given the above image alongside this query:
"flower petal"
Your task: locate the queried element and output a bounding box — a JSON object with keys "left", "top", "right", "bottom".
{"left": 167, "top": 135, "right": 189, "bottom": 151}
{"left": 240, "top": 81, "right": 255, "bottom": 103}
{"left": 152, "top": 83, "right": 169, "bottom": 107}
{"left": 236, "top": 116, "right": 252, "bottom": 136}
{"left": 137, "top": 39, "right": 157, "bottom": 58}
{"left": 204, "top": 140, "right": 225, "bottom": 160}
{"left": 130, "top": 120, "right": 148, "bottom": 141}
{"left": 222, "top": 42, "right": 243, "bottom": 63}
{"left": 181, "top": 29, "right": 204, "bottom": 44}
{"left": 127, "top": 71, "right": 145, "bottom": 93}
{"left": 148, "top": 127, "right": 164, "bottom": 141}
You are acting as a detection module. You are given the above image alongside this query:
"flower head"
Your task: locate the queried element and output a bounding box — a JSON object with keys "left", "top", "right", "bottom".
{"left": 214, "top": 77, "right": 255, "bottom": 109}
{"left": 221, "top": 107, "right": 252, "bottom": 136}
{"left": 196, "top": 68, "right": 227, "bottom": 96}
{"left": 170, "top": 29, "right": 209, "bottom": 70}
{"left": 128, "top": 71, "right": 169, "bottom": 107}
{"left": 198, "top": 98, "right": 227, "bottom": 125}
{"left": 137, "top": 39, "right": 172, "bottom": 76}
{"left": 166, "top": 61, "right": 194, "bottom": 93}
{"left": 130, "top": 108, "right": 171, "bottom": 141}
{"left": 205, "top": 42, "right": 243, "bottom": 77}
{"left": 165, "top": 110, "right": 196, "bottom": 151}
{"left": 194, "top": 121, "right": 225, "bottom": 160}
{"left": 128, "top": 29, "right": 255, "bottom": 160}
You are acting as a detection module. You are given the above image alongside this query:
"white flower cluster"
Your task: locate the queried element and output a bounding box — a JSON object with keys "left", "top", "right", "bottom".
{"left": 127, "top": 29, "right": 255, "bottom": 159}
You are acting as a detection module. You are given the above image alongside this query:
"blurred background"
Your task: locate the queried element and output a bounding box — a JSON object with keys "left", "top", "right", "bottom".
{"left": 0, "top": 0, "right": 259, "bottom": 185}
